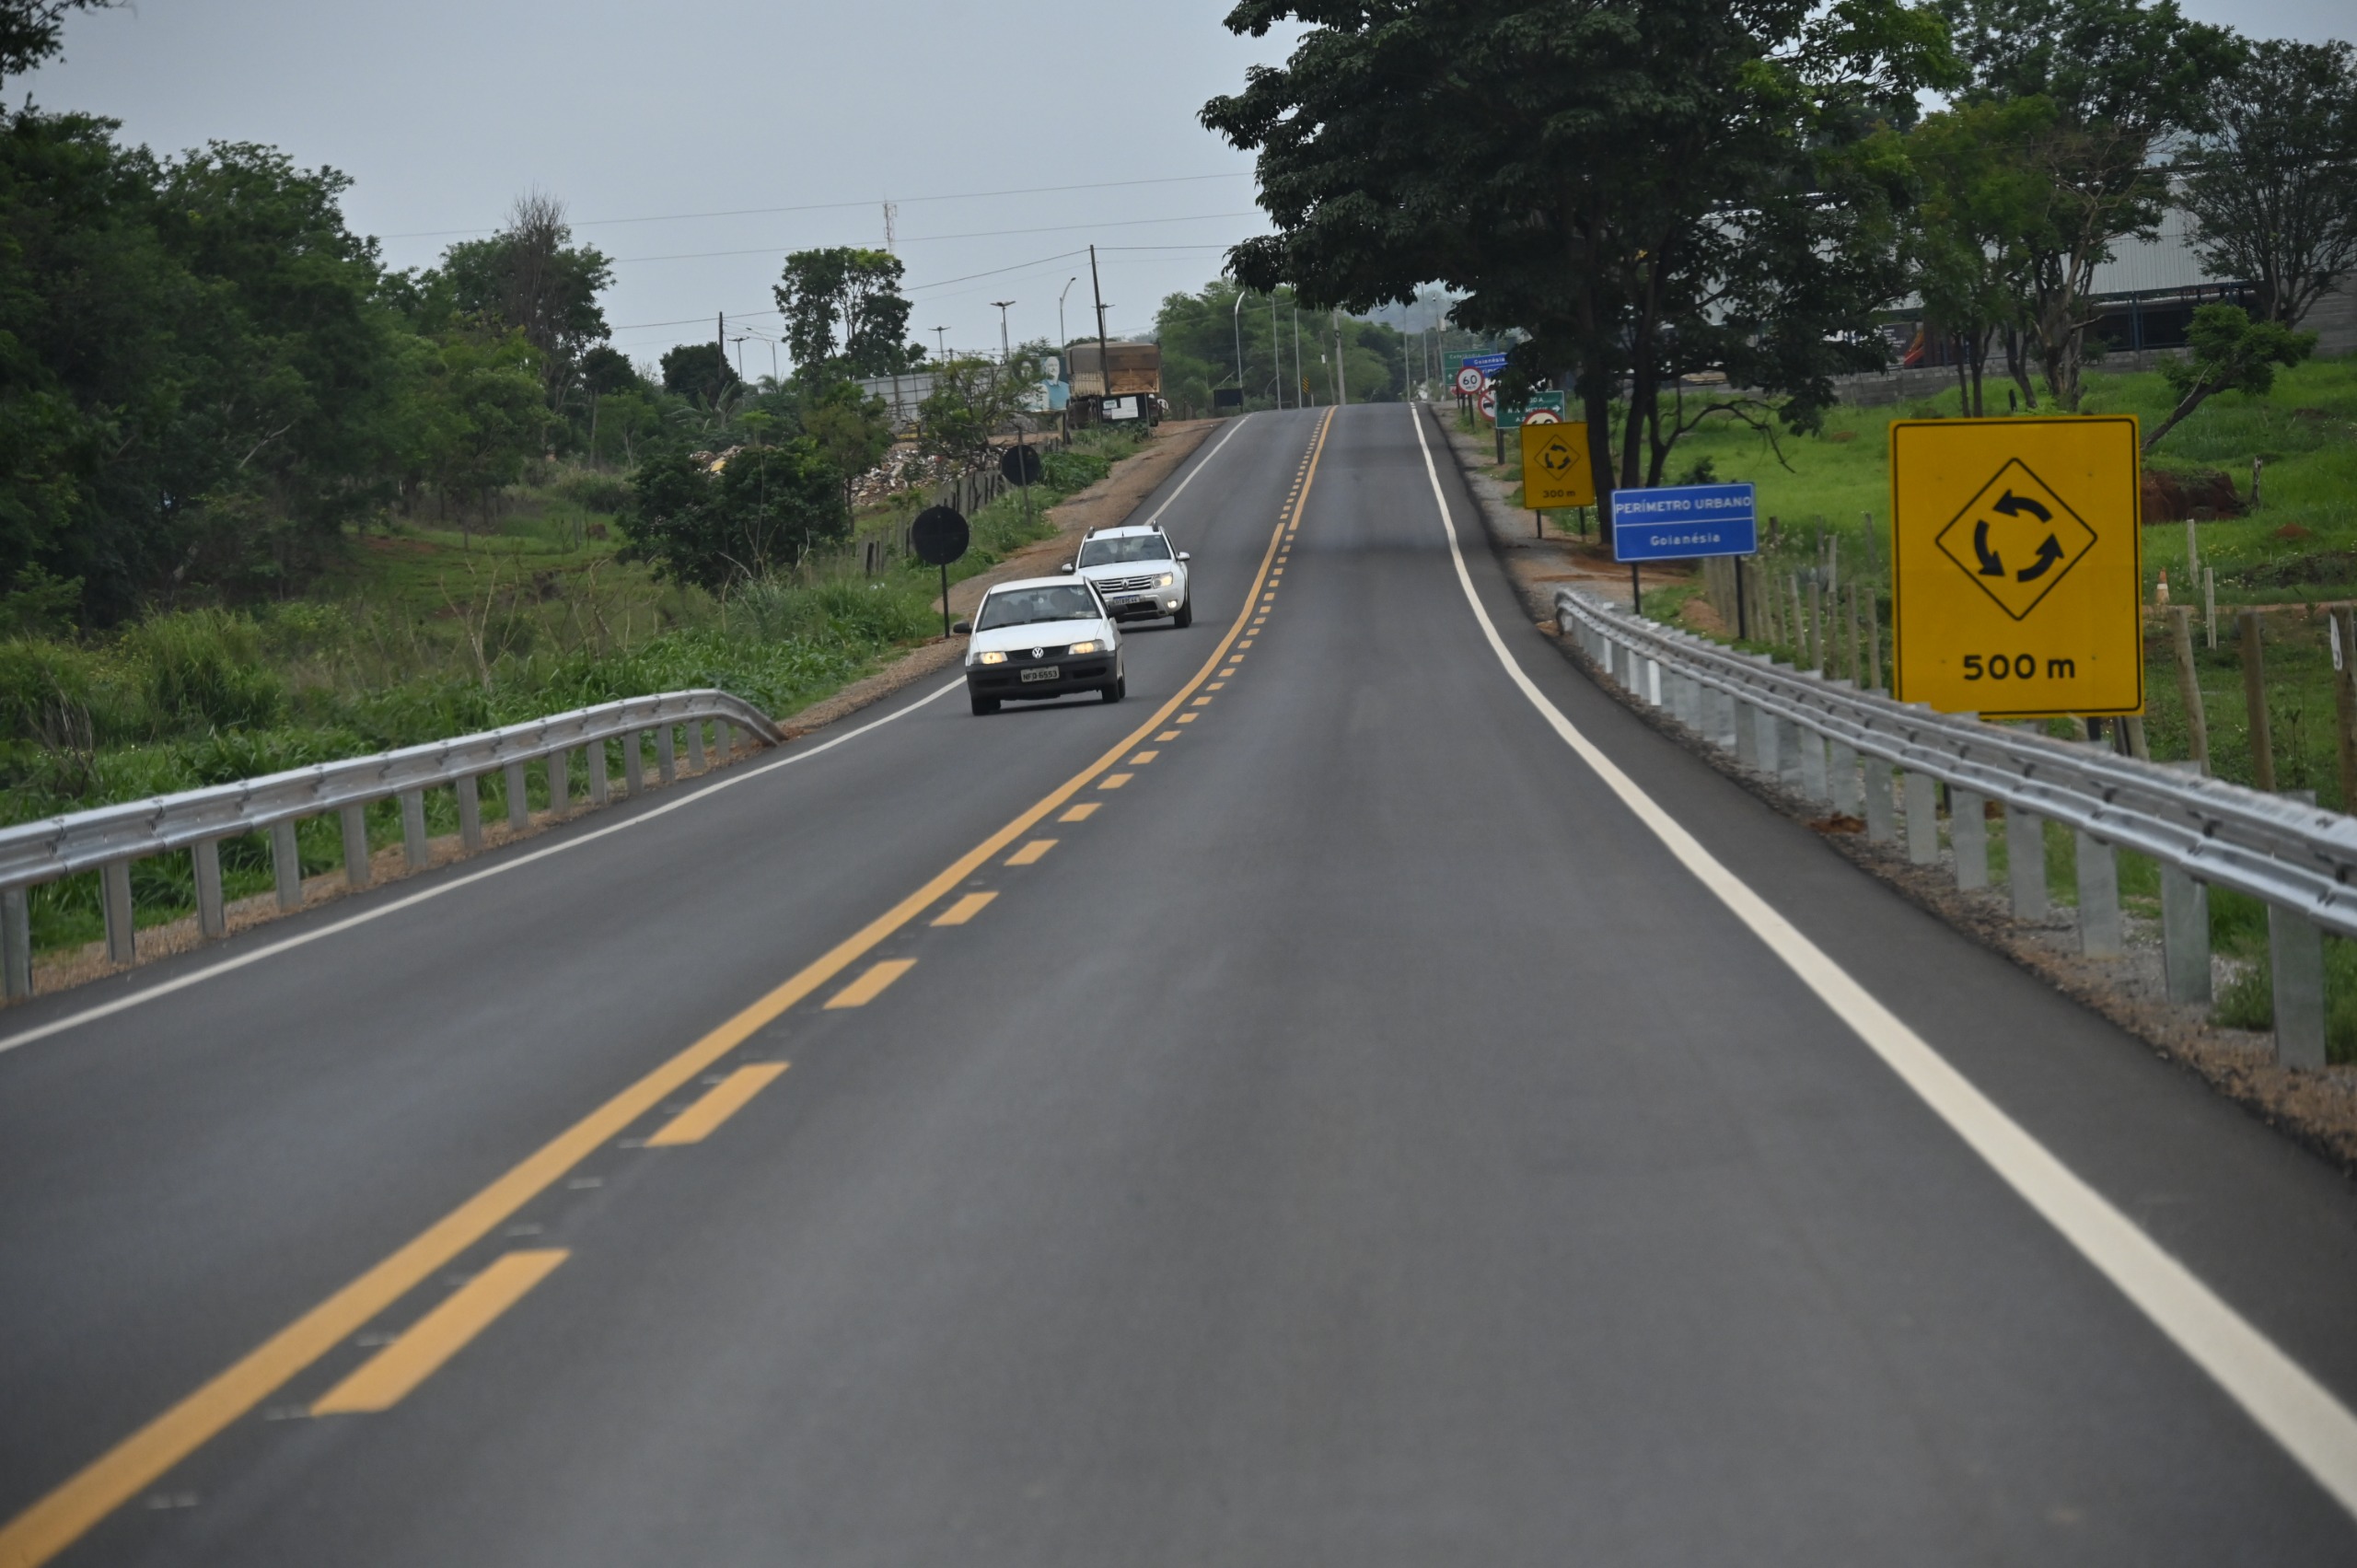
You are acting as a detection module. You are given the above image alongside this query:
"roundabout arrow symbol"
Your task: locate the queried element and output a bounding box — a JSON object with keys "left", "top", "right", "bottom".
{"left": 1972, "top": 519, "right": 2005, "bottom": 576}
{"left": 2015, "top": 534, "right": 2066, "bottom": 582}
{"left": 1992, "top": 489, "right": 2051, "bottom": 523}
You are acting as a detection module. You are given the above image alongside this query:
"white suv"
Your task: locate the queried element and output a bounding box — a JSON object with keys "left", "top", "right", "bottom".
{"left": 1065, "top": 524, "right": 1192, "bottom": 628}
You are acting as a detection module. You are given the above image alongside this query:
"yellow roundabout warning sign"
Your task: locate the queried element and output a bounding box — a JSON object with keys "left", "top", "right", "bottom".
{"left": 1890, "top": 416, "right": 2143, "bottom": 718}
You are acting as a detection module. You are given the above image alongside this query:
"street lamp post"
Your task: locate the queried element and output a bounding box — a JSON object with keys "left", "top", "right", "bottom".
{"left": 991, "top": 300, "right": 1015, "bottom": 365}
{"left": 1058, "top": 276, "right": 1077, "bottom": 359}
{"left": 1270, "top": 293, "right": 1283, "bottom": 410}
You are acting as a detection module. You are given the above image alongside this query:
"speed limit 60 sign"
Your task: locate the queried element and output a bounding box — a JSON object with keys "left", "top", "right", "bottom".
{"left": 1889, "top": 416, "right": 2142, "bottom": 718}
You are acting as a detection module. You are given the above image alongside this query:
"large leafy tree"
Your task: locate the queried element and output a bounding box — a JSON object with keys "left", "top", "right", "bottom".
{"left": 2177, "top": 39, "right": 2357, "bottom": 331}
{"left": 622, "top": 438, "right": 848, "bottom": 590}
{"left": 1202, "top": 0, "right": 1950, "bottom": 531}
{"left": 433, "top": 192, "right": 613, "bottom": 413}
{"left": 915, "top": 352, "right": 1043, "bottom": 470}
{"left": 1937, "top": 0, "right": 2240, "bottom": 410}
{"left": 774, "top": 247, "right": 921, "bottom": 379}
{"left": 1902, "top": 99, "right": 2052, "bottom": 412}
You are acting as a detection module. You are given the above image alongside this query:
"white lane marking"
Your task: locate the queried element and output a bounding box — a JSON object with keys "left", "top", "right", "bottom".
{"left": 1409, "top": 406, "right": 2357, "bottom": 1521}
{"left": 1139, "top": 414, "right": 1252, "bottom": 529}
{"left": 0, "top": 680, "right": 965, "bottom": 1057}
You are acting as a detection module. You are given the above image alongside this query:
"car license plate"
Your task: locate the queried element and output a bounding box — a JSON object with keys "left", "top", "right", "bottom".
{"left": 1020, "top": 665, "right": 1061, "bottom": 683}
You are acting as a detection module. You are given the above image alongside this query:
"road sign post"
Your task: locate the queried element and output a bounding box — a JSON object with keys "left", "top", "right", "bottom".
{"left": 1520, "top": 421, "right": 1595, "bottom": 538}
{"left": 911, "top": 505, "right": 971, "bottom": 640}
{"left": 1607, "top": 483, "right": 1759, "bottom": 615}
{"left": 1889, "top": 417, "right": 2142, "bottom": 717}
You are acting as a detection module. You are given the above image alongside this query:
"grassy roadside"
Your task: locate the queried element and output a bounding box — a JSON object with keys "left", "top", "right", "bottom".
{"left": 2, "top": 426, "right": 1150, "bottom": 958}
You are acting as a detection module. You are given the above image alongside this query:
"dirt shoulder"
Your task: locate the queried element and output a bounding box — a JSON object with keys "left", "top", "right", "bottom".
{"left": 773, "top": 419, "right": 1222, "bottom": 737}
{"left": 1434, "top": 408, "right": 2357, "bottom": 1175}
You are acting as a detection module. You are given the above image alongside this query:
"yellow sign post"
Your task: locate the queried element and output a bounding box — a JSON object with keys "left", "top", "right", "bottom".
{"left": 1890, "top": 415, "right": 2143, "bottom": 718}
{"left": 1521, "top": 421, "right": 1595, "bottom": 512}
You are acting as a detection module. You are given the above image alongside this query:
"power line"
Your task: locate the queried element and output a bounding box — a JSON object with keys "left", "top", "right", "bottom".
{"left": 608, "top": 211, "right": 1264, "bottom": 267}
{"left": 379, "top": 170, "right": 1254, "bottom": 241}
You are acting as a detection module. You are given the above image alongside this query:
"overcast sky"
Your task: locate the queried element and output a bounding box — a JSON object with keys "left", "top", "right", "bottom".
{"left": 24, "top": 0, "right": 2351, "bottom": 375}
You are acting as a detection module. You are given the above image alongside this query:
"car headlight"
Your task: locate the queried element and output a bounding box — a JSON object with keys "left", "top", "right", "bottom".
{"left": 1156, "top": 573, "right": 1175, "bottom": 587}
{"left": 1067, "top": 640, "right": 1100, "bottom": 655}
{"left": 974, "top": 650, "right": 1007, "bottom": 665}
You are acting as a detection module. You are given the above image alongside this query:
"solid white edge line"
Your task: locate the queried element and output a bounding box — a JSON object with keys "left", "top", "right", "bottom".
{"left": 1140, "top": 412, "right": 1252, "bottom": 529}
{"left": 0, "top": 679, "right": 966, "bottom": 1057}
{"left": 1409, "top": 404, "right": 2357, "bottom": 1522}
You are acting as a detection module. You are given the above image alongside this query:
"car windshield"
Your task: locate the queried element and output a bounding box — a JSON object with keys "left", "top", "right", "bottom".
{"left": 976, "top": 585, "right": 1100, "bottom": 630}
{"left": 1078, "top": 534, "right": 1172, "bottom": 566}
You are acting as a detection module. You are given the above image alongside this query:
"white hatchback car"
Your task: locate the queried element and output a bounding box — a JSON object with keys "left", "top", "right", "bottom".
{"left": 955, "top": 577, "right": 1127, "bottom": 715}
{"left": 1064, "top": 523, "right": 1192, "bottom": 627}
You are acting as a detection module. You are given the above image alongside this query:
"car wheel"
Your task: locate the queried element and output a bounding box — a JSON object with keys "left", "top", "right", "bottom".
{"left": 1171, "top": 597, "right": 1193, "bottom": 629}
{"left": 970, "top": 693, "right": 1000, "bottom": 715}
{"left": 1099, "top": 674, "right": 1125, "bottom": 703}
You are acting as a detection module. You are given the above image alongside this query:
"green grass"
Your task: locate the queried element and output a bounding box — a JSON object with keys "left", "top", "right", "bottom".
{"left": 3, "top": 427, "right": 1153, "bottom": 961}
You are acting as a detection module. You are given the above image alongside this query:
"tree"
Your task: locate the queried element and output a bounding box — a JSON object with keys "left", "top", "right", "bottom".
{"left": 1937, "top": 0, "right": 2241, "bottom": 410}
{"left": 410, "top": 331, "right": 550, "bottom": 523}
{"left": 2141, "top": 303, "right": 2312, "bottom": 451}
{"left": 0, "top": 0, "right": 112, "bottom": 81}
{"left": 915, "top": 353, "right": 1041, "bottom": 470}
{"left": 774, "top": 248, "right": 921, "bottom": 379}
{"left": 1903, "top": 99, "right": 2052, "bottom": 412}
{"left": 803, "top": 380, "right": 894, "bottom": 508}
{"left": 659, "top": 343, "right": 738, "bottom": 405}
{"left": 1203, "top": 0, "right": 1950, "bottom": 535}
{"left": 434, "top": 192, "right": 614, "bottom": 412}
{"left": 622, "top": 438, "right": 848, "bottom": 591}
{"left": 2178, "top": 39, "right": 2357, "bottom": 331}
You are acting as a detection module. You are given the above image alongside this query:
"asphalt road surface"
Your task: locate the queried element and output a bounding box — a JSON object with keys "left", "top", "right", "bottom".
{"left": 5, "top": 405, "right": 2356, "bottom": 1566}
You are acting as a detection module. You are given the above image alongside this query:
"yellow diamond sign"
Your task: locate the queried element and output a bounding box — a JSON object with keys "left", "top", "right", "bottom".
{"left": 1931, "top": 459, "right": 2097, "bottom": 621}
{"left": 1521, "top": 421, "right": 1595, "bottom": 509}
{"left": 1890, "top": 416, "right": 2142, "bottom": 719}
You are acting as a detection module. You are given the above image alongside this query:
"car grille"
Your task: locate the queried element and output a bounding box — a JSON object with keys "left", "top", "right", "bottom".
{"left": 1094, "top": 574, "right": 1160, "bottom": 595}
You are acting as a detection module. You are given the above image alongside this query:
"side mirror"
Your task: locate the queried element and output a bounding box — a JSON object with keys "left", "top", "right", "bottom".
{"left": 1058, "top": 560, "right": 1074, "bottom": 574}
{"left": 951, "top": 621, "right": 972, "bottom": 636}
{"left": 1177, "top": 552, "right": 1192, "bottom": 562}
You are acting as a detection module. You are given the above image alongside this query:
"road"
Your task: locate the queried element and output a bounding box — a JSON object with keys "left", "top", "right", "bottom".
{"left": 4, "top": 404, "right": 2356, "bottom": 1565}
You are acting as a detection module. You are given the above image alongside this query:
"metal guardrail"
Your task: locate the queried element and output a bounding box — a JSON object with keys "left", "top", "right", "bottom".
{"left": 1556, "top": 586, "right": 2351, "bottom": 1069}
{"left": 0, "top": 690, "right": 782, "bottom": 1000}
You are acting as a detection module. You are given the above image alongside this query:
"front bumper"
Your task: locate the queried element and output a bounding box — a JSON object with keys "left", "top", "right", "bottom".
{"left": 1099, "top": 591, "right": 1184, "bottom": 621}
{"left": 966, "top": 655, "right": 1116, "bottom": 699}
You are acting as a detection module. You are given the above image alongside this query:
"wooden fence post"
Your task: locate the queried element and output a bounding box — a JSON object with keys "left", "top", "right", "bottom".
{"left": 2170, "top": 606, "right": 2208, "bottom": 774}
{"left": 2239, "top": 610, "right": 2274, "bottom": 793}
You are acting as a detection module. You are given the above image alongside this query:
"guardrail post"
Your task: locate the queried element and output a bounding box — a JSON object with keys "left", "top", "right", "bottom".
{"left": 1644, "top": 657, "right": 1662, "bottom": 707}
{"left": 271, "top": 819, "right": 302, "bottom": 909}
{"left": 1775, "top": 717, "right": 1805, "bottom": 792}
{"left": 622, "top": 732, "right": 645, "bottom": 796}
{"left": 504, "top": 761, "right": 528, "bottom": 831}
{"left": 2160, "top": 867, "right": 2212, "bottom": 1004}
{"left": 399, "top": 789, "right": 429, "bottom": 871}
{"left": 101, "top": 860, "right": 134, "bottom": 966}
{"left": 1864, "top": 763, "right": 1896, "bottom": 843}
{"left": 1949, "top": 788, "right": 1988, "bottom": 889}
{"left": 1903, "top": 772, "right": 1940, "bottom": 865}
{"left": 2075, "top": 831, "right": 2122, "bottom": 957}
{"left": 548, "top": 750, "right": 571, "bottom": 815}
{"left": 192, "top": 837, "right": 226, "bottom": 938}
{"left": 657, "top": 725, "right": 677, "bottom": 784}
{"left": 589, "top": 741, "right": 611, "bottom": 806}
{"left": 341, "top": 804, "right": 371, "bottom": 889}
{"left": 1755, "top": 706, "right": 1782, "bottom": 778}
{"left": 1829, "top": 741, "right": 1859, "bottom": 817}
{"left": 457, "top": 773, "right": 483, "bottom": 852}
{"left": 687, "top": 719, "right": 708, "bottom": 772}
{"left": 3, "top": 885, "right": 32, "bottom": 1000}
{"left": 2267, "top": 905, "right": 2326, "bottom": 1069}
{"left": 2005, "top": 807, "right": 2047, "bottom": 920}
{"left": 1798, "top": 727, "right": 1829, "bottom": 803}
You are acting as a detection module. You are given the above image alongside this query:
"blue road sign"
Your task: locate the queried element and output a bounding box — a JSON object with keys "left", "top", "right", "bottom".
{"left": 1608, "top": 483, "right": 1759, "bottom": 563}
{"left": 1460, "top": 353, "right": 1509, "bottom": 376}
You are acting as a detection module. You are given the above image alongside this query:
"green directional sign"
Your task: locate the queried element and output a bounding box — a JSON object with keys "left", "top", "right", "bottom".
{"left": 1494, "top": 390, "right": 1565, "bottom": 432}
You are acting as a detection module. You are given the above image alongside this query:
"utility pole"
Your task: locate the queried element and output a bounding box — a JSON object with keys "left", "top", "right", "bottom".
{"left": 1270, "top": 294, "right": 1284, "bottom": 409}
{"left": 991, "top": 300, "right": 1015, "bottom": 365}
{"left": 1334, "top": 309, "right": 1347, "bottom": 407}
{"left": 1294, "top": 306, "right": 1309, "bottom": 407}
{"left": 933, "top": 325, "right": 948, "bottom": 361}
{"left": 1089, "top": 243, "right": 1111, "bottom": 425}
{"left": 1232, "top": 289, "right": 1246, "bottom": 412}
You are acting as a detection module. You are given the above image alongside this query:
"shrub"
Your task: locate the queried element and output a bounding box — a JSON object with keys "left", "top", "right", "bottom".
{"left": 119, "top": 610, "right": 284, "bottom": 735}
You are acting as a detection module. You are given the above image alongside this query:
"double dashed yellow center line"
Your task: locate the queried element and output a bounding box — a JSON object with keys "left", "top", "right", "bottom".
{"left": 0, "top": 407, "right": 1337, "bottom": 1568}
